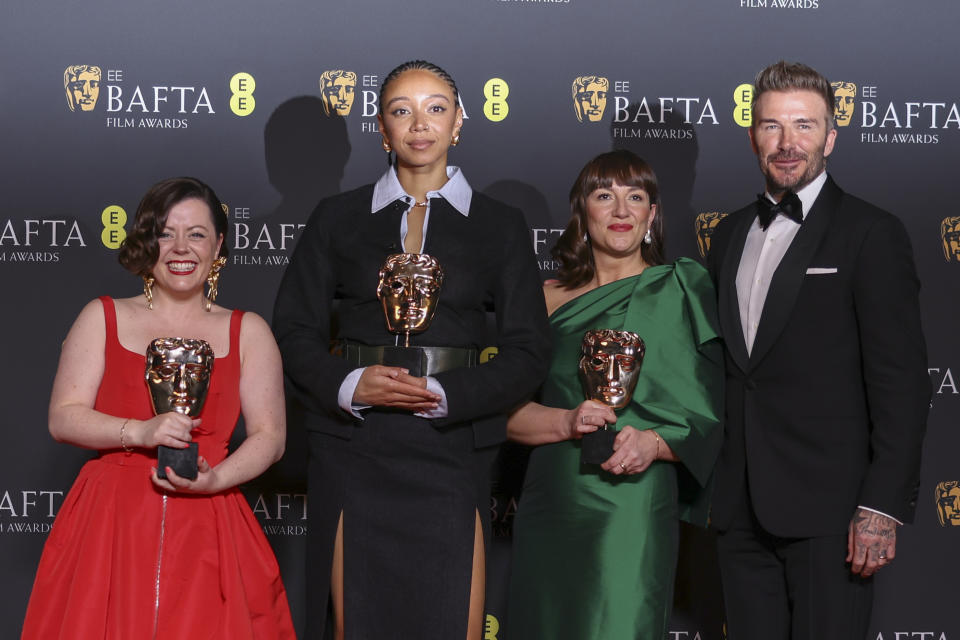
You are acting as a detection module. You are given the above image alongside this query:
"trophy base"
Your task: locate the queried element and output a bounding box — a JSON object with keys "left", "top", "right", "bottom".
{"left": 378, "top": 346, "right": 425, "bottom": 377}
{"left": 580, "top": 429, "right": 617, "bottom": 465}
{"left": 157, "top": 443, "right": 199, "bottom": 480}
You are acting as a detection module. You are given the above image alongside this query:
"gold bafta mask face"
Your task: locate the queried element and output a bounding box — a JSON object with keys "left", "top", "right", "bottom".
{"left": 64, "top": 65, "right": 101, "bottom": 112}
{"left": 941, "top": 217, "right": 960, "bottom": 262}
{"left": 572, "top": 76, "right": 609, "bottom": 123}
{"left": 831, "top": 81, "right": 856, "bottom": 127}
{"left": 320, "top": 70, "right": 357, "bottom": 116}
{"left": 145, "top": 338, "right": 215, "bottom": 416}
{"left": 695, "top": 212, "right": 727, "bottom": 258}
{"left": 936, "top": 481, "right": 960, "bottom": 527}
{"left": 579, "top": 329, "right": 645, "bottom": 409}
{"left": 377, "top": 253, "right": 444, "bottom": 337}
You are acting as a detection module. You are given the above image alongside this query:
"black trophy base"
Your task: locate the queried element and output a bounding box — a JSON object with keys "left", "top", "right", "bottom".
{"left": 157, "top": 443, "right": 199, "bottom": 480}
{"left": 580, "top": 429, "right": 617, "bottom": 465}
{"left": 378, "top": 345, "right": 425, "bottom": 377}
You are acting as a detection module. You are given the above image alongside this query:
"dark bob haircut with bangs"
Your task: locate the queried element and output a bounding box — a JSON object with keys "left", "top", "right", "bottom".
{"left": 553, "top": 150, "right": 664, "bottom": 289}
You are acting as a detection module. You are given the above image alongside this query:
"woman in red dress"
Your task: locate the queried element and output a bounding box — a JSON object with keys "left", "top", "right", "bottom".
{"left": 21, "top": 177, "right": 295, "bottom": 639}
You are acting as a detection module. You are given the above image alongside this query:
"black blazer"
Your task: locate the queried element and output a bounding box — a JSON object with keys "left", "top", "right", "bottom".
{"left": 707, "top": 176, "right": 929, "bottom": 537}
{"left": 272, "top": 183, "right": 551, "bottom": 449}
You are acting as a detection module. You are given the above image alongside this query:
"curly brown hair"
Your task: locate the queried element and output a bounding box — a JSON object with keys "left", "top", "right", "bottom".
{"left": 553, "top": 150, "right": 664, "bottom": 289}
{"left": 118, "top": 177, "right": 228, "bottom": 277}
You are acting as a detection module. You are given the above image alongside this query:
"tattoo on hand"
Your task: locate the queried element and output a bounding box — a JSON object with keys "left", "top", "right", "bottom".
{"left": 854, "top": 509, "right": 896, "bottom": 540}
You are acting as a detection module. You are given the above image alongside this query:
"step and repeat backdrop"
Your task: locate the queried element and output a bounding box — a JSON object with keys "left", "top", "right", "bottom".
{"left": 2, "top": 0, "right": 958, "bottom": 637}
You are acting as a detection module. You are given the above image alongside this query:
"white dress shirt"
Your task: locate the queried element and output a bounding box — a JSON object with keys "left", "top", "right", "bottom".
{"left": 736, "top": 171, "right": 827, "bottom": 355}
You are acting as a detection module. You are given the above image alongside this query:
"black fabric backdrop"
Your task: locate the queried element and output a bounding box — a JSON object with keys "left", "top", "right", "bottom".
{"left": 2, "top": 1, "right": 958, "bottom": 637}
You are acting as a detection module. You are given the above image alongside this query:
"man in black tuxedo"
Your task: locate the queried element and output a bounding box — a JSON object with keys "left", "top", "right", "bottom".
{"left": 707, "top": 61, "right": 929, "bottom": 640}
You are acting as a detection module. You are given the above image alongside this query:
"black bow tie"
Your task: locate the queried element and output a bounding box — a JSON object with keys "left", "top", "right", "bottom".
{"left": 756, "top": 192, "right": 803, "bottom": 230}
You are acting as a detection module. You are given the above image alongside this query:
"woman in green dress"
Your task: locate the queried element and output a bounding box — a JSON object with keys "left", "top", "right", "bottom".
{"left": 507, "top": 150, "right": 724, "bottom": 639}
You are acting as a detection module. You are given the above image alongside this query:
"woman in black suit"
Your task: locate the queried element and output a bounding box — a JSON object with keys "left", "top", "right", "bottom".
{"left": 273, "top": 60, "right": 550, "bottom": 640}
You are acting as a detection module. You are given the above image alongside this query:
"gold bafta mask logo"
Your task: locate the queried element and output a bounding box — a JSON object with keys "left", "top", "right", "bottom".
{"left": 830, "top": 81, "right": 856, "bottom": 127}
{"left": 145, "top": 337, "right": 215, "bottom": 416}
{"left": 695, "top": 212, "right": 728, "bottom": 258}
{"left": 377, "top": 253, "right": 444, "bottom": 345}
{"left": 572, "top": 75, "right": 609, "bottom": 123}
{"left": 941, "top": 217, "right": 960, "bottom": 262}
{"left": 935, "top": 481, "right": 960, "bottom": 527}
{"left": 64, "top": 65, "right": 102, "bottom": 112}
{"left": 579, "top": 329, "right": 645, "bottom": 409}
{"left": 319, "top": 69, "right": 358, "bottom": 116}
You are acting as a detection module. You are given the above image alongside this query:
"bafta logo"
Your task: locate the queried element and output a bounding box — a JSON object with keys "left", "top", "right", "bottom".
{"left": 572, "top": 75, "right": 609, "bottom": 123}
{"left": 319, "top": 69, "right": 357, "bottom": 116}
{"left": 830, "top": 81, "right": 856, "bottom": 127}
{"left": 695, "top": 212, "right": 727, "bottom": 258}
{"left": 64, "top": 65, "right": 102, "bottom": 112}
{"left": 935, "top": 481, "right": 960, "bottom": 527}
{"left": 941, "top": 217, "right": 960, "bottom": 262}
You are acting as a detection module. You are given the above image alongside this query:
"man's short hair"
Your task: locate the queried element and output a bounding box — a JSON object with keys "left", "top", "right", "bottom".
{"left": 752, "top": 61, "right": 835, "bottom": 129}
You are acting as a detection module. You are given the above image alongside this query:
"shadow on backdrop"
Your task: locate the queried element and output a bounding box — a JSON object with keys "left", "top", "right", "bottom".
{"left": 234, "top": 96, "right": 352, "bottom": 638}
{"left": 611, "top": 102, "right": 725, "bottom": 635}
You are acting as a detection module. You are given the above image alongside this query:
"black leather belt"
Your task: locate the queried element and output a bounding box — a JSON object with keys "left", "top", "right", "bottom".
{"left": 334, "top": 341, "right": 478, "bottom": 377}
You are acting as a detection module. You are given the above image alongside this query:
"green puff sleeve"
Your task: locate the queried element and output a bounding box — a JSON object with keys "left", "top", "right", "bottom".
{"left": 620, "top": 257, "right": 724, "bottom": 525}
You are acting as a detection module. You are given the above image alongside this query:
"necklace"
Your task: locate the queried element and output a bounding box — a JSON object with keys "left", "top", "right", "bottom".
{"left": 412, "top": 200, "right": 428, "bottom": 207}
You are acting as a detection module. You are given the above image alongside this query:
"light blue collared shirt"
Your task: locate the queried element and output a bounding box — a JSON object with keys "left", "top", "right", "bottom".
{"left": 371, "top": 165, "right": 472, "bottom": 251}
{"left": 338, "top": 166, "right": 472, "bottom": 419}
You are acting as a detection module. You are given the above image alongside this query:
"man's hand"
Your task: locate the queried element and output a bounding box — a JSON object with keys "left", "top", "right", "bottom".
{"left": 847, "top": 507, "right": 897, "bottom": 577}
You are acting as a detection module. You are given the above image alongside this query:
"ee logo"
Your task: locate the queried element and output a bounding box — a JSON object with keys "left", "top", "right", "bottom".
{"left": 101, "top": 205, "right": 127, "bottom": 249}
{"left": 230, "top": 72, "right": 256, "bottom": 116}
{"left": 479, "top": 346, "right": 499, "bottom": 364}
{"left": 484, "top": 614, "right": 500, "bottom": 640}
{"left": 733, "top": 83, "right": 753, "bottom": 128}
{"left": 483, "top": 78, "right": 509, "bottom": 122}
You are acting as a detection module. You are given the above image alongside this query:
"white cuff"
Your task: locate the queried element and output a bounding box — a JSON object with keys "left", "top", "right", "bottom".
{"left": 415, "top": 376, "right": 448, "bottom": 419}
{"left": 338, "top": 367, "right": 370, "bottom": 419}
{"left": 857, "top": 505, "right": 903, "bottom": 526}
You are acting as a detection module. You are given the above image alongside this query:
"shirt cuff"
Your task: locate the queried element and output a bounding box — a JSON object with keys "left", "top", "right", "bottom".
{"left": 415, "top": 376, "right": 448, "bottom": 419}
{"left": 338, "top": 367, "right": 370, "bottom": 419}
{"left": 857, "top": 505, "right": 903, "bottom": 526}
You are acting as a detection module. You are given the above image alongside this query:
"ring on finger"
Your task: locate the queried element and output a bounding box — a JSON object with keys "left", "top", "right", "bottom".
{"left": 619, "top": 463, "right": 626, "bottom": 471}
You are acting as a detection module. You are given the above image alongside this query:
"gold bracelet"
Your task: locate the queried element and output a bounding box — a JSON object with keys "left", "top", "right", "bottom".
{"left": 650, "top": 430, "right": 660, "bottom": 460}
{"left": 120, "top": 419, "right": 133, "bottom": 453}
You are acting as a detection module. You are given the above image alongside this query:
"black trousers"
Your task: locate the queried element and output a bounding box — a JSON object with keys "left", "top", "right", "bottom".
{"left": 715, "top": 492, "right": 874, "bottom": 640}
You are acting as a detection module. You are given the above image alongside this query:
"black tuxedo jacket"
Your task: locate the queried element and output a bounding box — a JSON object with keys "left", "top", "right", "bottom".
{"left": 273, "top": 183, "right": 551, "bottom": 449}
{"left": 707, "top": 176, "right": 929, "bottom": 537}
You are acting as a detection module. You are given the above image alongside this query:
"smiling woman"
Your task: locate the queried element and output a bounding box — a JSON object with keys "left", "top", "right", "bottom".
{"left": 20, "top": 177, "right": 295, "bottom": 639}
{"left": 506, "top": 150, "right": 724, "bottom": 640}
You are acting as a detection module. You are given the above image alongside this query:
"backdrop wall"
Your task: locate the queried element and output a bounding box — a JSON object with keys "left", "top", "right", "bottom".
{"left": 3, "top": 1, "right": 958, "bottom": 638}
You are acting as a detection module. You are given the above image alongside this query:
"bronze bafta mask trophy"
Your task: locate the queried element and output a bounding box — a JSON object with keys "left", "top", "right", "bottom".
{"left": 145, "top": 337, "right": 215, "bottom": 480}
{"left": 375, "top": 253, "right": 444, "bottom": 376}
{"left": 579, "top": 329, "right": 645, "bottom": 465}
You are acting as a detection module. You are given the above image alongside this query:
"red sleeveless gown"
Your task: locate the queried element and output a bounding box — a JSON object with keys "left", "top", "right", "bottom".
{"left": 21, "top": 297, "right": 295, "bottom": 639}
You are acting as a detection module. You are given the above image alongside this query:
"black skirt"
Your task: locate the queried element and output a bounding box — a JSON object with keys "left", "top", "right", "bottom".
{"left": 305, "top": 410, "right": 496, "bottom": 640}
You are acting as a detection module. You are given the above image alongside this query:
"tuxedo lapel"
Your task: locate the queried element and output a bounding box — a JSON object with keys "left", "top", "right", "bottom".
{"left": 748, "top": 178, "right": 842, "bottom": 367}
{"left": 717, "top": 211, "right": 753, "bottom": 373}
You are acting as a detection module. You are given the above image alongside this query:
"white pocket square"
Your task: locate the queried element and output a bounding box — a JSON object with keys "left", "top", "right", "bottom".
{"left": 806, "top": 267, "right": 838, "bottom": 274}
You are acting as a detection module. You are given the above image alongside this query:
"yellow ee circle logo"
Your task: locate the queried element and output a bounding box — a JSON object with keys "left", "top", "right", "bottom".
{"left": 733, "top": 83, "right": 754, "bottom": 128}
{"left": 101, "top": 205, "right": 127, "bottom": 249}
{"left": 483, "top": 78, "right": 509, "bottom": 122}
{"left": 484, "top": 614, "right": 500, "bottom": 640}
{"left": 230, "top": 72, "right": 256, "bottom": 116}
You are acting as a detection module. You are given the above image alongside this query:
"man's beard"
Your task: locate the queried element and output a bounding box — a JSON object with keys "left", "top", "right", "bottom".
{"left": 762, "top": 149, "right": 826, "bottom": 195}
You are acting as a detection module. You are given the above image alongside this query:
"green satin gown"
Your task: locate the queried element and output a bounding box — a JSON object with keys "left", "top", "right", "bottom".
{"left": 508, "top": 258, "right": 724, "bottom": 640}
